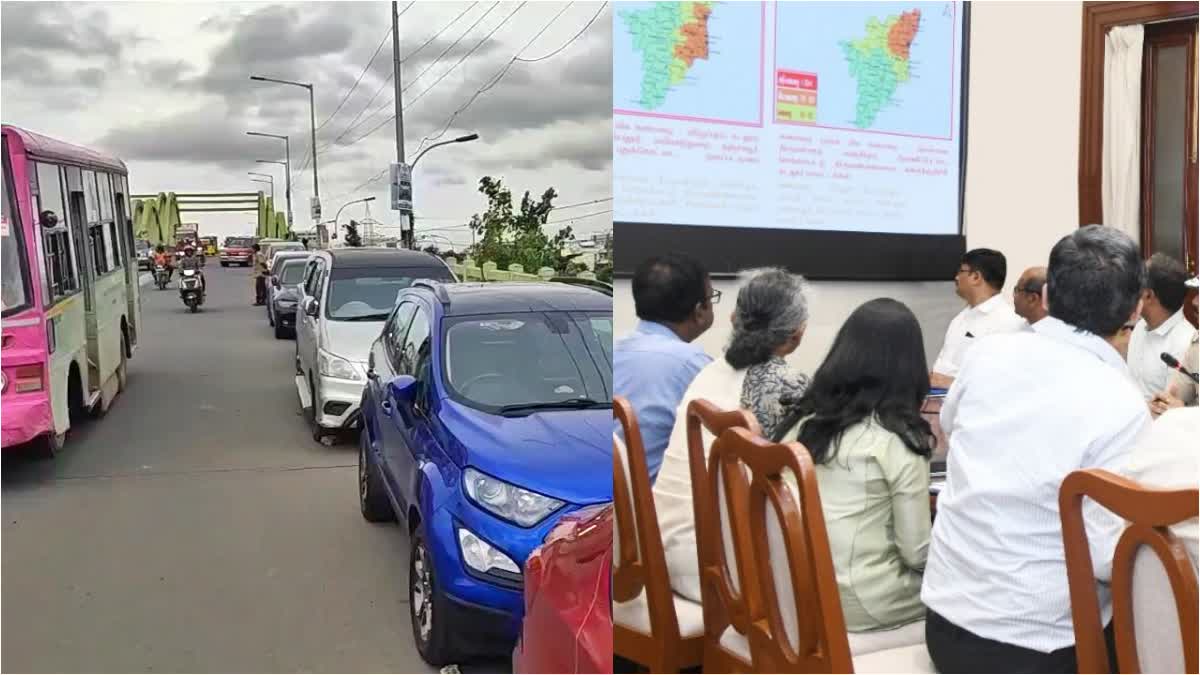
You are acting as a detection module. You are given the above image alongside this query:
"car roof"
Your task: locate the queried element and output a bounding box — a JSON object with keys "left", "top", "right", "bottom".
{"left": 325, "top": 247, "right": 444, "bottom": 269}
{"left": 410, "top": 282, "right": 611, "bottom": 317}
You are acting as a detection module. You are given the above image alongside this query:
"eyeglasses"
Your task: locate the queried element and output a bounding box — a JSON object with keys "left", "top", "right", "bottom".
{"left": 709, "top": 289, "right": 722, "bottom": 305}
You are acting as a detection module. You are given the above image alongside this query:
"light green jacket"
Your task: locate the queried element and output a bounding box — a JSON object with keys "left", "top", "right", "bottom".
{"left": 780, "top": 416, "right": 931, "bottom": 632}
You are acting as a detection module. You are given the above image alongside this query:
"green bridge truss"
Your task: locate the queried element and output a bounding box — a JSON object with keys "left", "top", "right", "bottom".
{"left": 131, "top": 191, "right": 291, "bottom": 246}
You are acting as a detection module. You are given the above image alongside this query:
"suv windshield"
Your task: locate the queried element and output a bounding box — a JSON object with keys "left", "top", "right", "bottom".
{"left": 326, "top": 265, "right": 453, "bottom": 321}
{"left": 443, "top": 311, "right": 613, "bottom": 412}
{"left": 225, "top": 237, "right": 254, "bottom": 248}
{"left": 2, "top": 137, "right": 31, "bottom": 316}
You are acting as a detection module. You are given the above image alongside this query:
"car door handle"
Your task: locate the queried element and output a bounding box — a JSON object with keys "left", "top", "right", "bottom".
{"left": 381, "top": 399, "right": 392, "bottom": 416}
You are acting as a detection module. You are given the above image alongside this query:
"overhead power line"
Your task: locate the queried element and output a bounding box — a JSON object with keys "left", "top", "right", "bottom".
{"left": 414, "top": 1, "right": 607, "bottom": 154}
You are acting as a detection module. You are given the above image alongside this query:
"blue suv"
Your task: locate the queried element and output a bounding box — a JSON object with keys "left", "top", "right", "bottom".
{"left": 357, "top": 280, "right": 613, "bottom": 666}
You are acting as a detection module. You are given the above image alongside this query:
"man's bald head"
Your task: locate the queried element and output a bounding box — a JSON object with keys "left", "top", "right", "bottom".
{"left": 1013, "top": 266, "right": 1048, "bottom": 324}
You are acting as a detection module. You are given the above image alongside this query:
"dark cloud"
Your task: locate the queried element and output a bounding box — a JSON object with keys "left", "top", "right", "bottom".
{"left": 0, "top": 2, "right": 135, "bottom": 61}
{"left": 475, "top": 121, "right": 611, "bottom": 173}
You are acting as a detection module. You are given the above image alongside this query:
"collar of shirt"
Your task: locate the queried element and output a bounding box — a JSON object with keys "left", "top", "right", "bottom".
{"left": 1150, "top": 309, "right": 1187, "bottom": 337}
{"left": 970, "top": 292, "right": 1006, "bottom": 316}
{"left": 633, "top": 320, "right": 685, "bottom": 342}
{"left": 1033, "top": 316, "right": 1126, "bottom": 370}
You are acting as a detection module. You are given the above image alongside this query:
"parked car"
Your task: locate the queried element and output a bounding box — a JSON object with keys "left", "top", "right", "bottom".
{"left": 512, "top": 504, "right": 612, "bottom": 674}
{"left": 268, "top": 257, "right": 309, "bottom": 339}
{"left": 265, "top": 241, "right": 305, "bottom": 269}
{"left": 357, "top": 280, "right": 614, "bottom": 666}
{"left": 295, "top": 248, "right": 456, "bottom": 442}
{"left": 220, "top": 236, "right": 257, "bottom": 267}
{"left": 266, "top": 249, "right": 312, "bottom": 319}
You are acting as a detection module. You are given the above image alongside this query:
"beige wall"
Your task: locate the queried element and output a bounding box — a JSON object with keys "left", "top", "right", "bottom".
{"left": 615, "top": 2, "right": 1084, "bottom": 375}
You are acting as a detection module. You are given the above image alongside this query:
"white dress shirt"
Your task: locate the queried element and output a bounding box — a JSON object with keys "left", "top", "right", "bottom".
{"left": 921, "top": 317, "right": 1151, "bottom": 653}
{"left": 1127, "top": 309, "right": 1195, "bottom": 400}
{"left": 931, "top": 293, "right": 1027, "bottom": 377}
{"left": 1120, "top": 407, "right": 1199, "bottom": 568}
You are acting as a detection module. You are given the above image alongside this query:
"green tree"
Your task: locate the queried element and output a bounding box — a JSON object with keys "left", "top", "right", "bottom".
{"left": 465, "top": 177, "right": 576, "bottom": 273}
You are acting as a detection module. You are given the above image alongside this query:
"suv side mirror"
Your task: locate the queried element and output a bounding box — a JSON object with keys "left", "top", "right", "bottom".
{"left": 388, "top": 375, "right": 418, "bottom": 406}
{"left": 271, "top": 276, "right": 281, "bottom": 289}
{"left": 303, "top": 297, "right": 319, "bottom": 317}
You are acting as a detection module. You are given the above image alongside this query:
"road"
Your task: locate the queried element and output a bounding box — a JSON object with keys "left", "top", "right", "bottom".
{"left": 2, "top": 265, "right": 508, "bottom": 673}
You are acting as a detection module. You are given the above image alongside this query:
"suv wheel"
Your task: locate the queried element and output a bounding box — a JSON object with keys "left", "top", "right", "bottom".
{"left": 359, "top": 429, "right": 394, "bottom": 522}
{"left": 410, "top": 528, "right": 454, "bottom": 666}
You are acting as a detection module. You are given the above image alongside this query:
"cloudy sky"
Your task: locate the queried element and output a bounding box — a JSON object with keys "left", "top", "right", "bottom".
{"left": 1, "top": 1, "right": 613, "bottom": 248}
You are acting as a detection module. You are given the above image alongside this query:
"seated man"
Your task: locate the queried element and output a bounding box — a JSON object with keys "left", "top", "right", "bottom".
{"left": 1150, "top": 274, "right": 1199, "bottom": 414}
{"left": 613, "top": 253, "right": 714, "bottom": 482}
{"left": 930, "top": 248, "right": 1026, "bottom": 388}
{"left": 921, "top": 225, "right": 1150, "bottom": 673}
{"left": 1120, "top": 406, "right": 1199, "bottom": 567}
{"left": 1128, "top": 253, "right": 1193, "bottom": 401}
{"left": 1012, "top": 266, "right": 1048, "bottom": 329}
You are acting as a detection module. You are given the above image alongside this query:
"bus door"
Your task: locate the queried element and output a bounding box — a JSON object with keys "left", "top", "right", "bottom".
{"left": 113, "top": 176, "right": 139, "bottom": 347}
{"left": 63, "top": 167, "right": 94, "bottom": 312}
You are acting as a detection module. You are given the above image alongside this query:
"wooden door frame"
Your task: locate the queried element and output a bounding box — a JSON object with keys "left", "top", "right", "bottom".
{"left": 1077, "top": 2, "right": 1197, "bottom": 228}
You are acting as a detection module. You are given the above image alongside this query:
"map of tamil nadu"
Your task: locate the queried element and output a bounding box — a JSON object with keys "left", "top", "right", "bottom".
{"left": 622, "top": 1, "right": 713, "bottom": 110}
{"left": 841, "top": 9, "right": 921, "bottom": 128}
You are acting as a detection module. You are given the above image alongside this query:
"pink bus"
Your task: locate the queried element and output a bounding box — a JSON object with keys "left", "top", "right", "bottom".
{"left": 1, "top": 126, "right": 143, "bottom": 457}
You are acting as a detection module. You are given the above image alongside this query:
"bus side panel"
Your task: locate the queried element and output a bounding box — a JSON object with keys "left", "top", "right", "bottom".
{"left": 86, "top": 271, "right": 127, "bottom": 394}
{"left": 46, "top": 296, "right": 88, "bottom": 434}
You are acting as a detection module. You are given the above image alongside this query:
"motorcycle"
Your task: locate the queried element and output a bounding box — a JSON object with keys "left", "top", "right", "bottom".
{"left": 179, "top": 269, "right": 205, "bottom": 313}
{"left": 154, "top": 264, "right": 170, "bottom": 290}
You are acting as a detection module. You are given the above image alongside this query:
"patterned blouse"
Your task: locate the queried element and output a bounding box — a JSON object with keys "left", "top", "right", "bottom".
{"left": 739, "top": 355, "right": 810, "bottom": 439}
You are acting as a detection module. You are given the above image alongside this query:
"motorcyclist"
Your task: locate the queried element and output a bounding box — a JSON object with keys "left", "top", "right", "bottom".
{"left": 153, "top": 244, "right": 174, "bottom": 280}
{"left": 177, "top": 245, "right": 206, "bottom": 292}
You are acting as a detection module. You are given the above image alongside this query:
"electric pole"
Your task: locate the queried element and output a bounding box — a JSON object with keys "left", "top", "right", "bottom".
{"left": 391, "top": 0, "right": 412, "bottom": 249}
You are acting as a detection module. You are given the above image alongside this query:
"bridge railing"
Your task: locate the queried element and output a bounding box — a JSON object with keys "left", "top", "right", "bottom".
{"left": 443, "top": 257, "right": 598, "bottom": 283}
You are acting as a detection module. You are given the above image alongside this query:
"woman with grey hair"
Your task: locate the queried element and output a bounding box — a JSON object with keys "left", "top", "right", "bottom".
{"left": 727, "top": 267, "right": 812, "bottom": 437}
{"left": 649, "top": 268, "right": 812, "bottom": 603}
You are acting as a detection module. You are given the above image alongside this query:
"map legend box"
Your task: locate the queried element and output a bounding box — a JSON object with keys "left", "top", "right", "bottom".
{"left": 776, "top": 69, "right": 818, "bottom": 123}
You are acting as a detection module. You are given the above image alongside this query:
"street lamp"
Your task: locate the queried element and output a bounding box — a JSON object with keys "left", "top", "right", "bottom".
{"left": 248, "top": 172, "right": 274, "bottom": 201}
{"left": 334, "top": 197, "right": 376, "bottom": 243}
{"left": 246, "top": 131, "right": 292, "bottom": 229}
{"left": 249, "top": 75, "right": 319, "bottom": 224}
{"left": 407, "top": 132, "right": 479, "bottom": 249}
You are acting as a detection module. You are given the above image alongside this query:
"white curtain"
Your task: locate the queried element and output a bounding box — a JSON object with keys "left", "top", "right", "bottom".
{"left": 1102, "top": 24, "right": 1144, "bottom": 243}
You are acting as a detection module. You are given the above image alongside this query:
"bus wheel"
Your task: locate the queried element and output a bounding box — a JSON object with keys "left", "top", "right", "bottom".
{"left": 32, "top": 432, "right": 66, "bottom": 460}
{"left": 117, "top": 332, "right": 129, "bottom": 392}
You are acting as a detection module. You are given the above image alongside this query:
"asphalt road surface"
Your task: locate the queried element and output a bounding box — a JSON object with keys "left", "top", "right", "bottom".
{"left": 2, "top": 265, "right": 509, "bottom": 673}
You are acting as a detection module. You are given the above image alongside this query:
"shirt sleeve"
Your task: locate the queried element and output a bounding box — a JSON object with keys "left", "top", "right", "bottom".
{"left": 1088, "top": 403, "right": 1153, "bottom": 582}
{"left": 876, "top": 432, "right": 932, "bottom": 572}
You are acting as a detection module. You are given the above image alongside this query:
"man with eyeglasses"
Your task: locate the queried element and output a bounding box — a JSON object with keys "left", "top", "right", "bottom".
{"left": 930, "top": 249, "right": 1026, "bottom": 388}
{"left": 614, "top": 253, "right": 716, "bottom": 482}
{"left": 1012, "top": 266, "right": 1048, "bottom": 329}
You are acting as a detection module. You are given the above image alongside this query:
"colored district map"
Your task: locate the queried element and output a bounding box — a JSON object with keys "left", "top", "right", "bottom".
{"left": 622, "top": 1, "right": 714, "bottom": 110}
{"left": 841, "top": 9, "right": 921, "bottom": 128}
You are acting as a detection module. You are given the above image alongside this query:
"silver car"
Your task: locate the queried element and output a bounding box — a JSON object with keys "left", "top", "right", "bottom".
{"left": 294, "top": 248, "right": 456, "bottom": 442}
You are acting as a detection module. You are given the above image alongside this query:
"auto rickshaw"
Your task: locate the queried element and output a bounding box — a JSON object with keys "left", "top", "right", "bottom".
{"left": 201, "top": 236, "right": 219, "bottom": 257}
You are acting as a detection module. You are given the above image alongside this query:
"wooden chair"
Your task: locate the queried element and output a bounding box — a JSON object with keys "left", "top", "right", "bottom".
{"left": 612, "top": 396, "right": 704, "bottom": 673}
{"left": 1059, "top": 469, "right": 1199, "bottom": 674}
{"left": 708, "top": 426, "right": 856, "bottom": 673}
{"left": 684, "top": 399, "right": 762, "bottom": 672}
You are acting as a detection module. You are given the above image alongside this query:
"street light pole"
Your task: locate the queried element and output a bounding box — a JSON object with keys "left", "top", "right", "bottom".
{"left": 246, "top": 132, "right": 293, "bottom": 231}
{"left": 248, "top": 173, "right": 275, "bottom": 202}
{"left": 335, "top": 197, "right": 377, "bottom": 244}
{"left": 408, "top": 133, "right": 479, "bottom": 249}
{"left": 249, "top": 76, "right": 319, "bottom": 225}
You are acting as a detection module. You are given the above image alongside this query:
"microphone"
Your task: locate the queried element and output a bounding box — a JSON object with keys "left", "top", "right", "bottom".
{"left": 1160, "top": 352, "right": 1200, "bottom": 383}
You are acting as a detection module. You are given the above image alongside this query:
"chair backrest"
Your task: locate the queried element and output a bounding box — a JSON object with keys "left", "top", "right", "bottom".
{"left": 1059, "top": 469, "right": 1199, "bottom": 674}
{"left": 712, "top": 426, "right": 853, "bottom": 673}
{"left": 612, "top": 395, "right": 682, "bottom": 641}
{"left": 684, "top": 399, "right": 762, "bottom": 659}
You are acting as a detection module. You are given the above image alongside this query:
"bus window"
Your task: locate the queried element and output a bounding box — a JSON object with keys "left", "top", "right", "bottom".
{"left": 82, "top": 170, "right": 110, "bottom": 275}
{"left": 2, "top": 138, "right": 31, "bottom": 315}
{"left": 35, "top": 163, "right": 79, "bottom": 302}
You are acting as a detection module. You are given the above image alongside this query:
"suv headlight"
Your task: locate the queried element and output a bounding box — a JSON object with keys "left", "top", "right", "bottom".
{"left": 463, "top": 467, "right": 564, "bottom": 527}
{"left": 318, "top": 349, "right": 361, "bottom": 381}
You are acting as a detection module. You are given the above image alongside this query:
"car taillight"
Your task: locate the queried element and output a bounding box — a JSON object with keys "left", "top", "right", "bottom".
{"left": 14, "top": 365, "right": 43, "bottom": 393}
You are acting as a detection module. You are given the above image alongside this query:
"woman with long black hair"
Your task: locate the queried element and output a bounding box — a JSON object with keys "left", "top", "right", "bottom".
{"left": 775, "top": 297, "right": 934, "bottom": 651}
